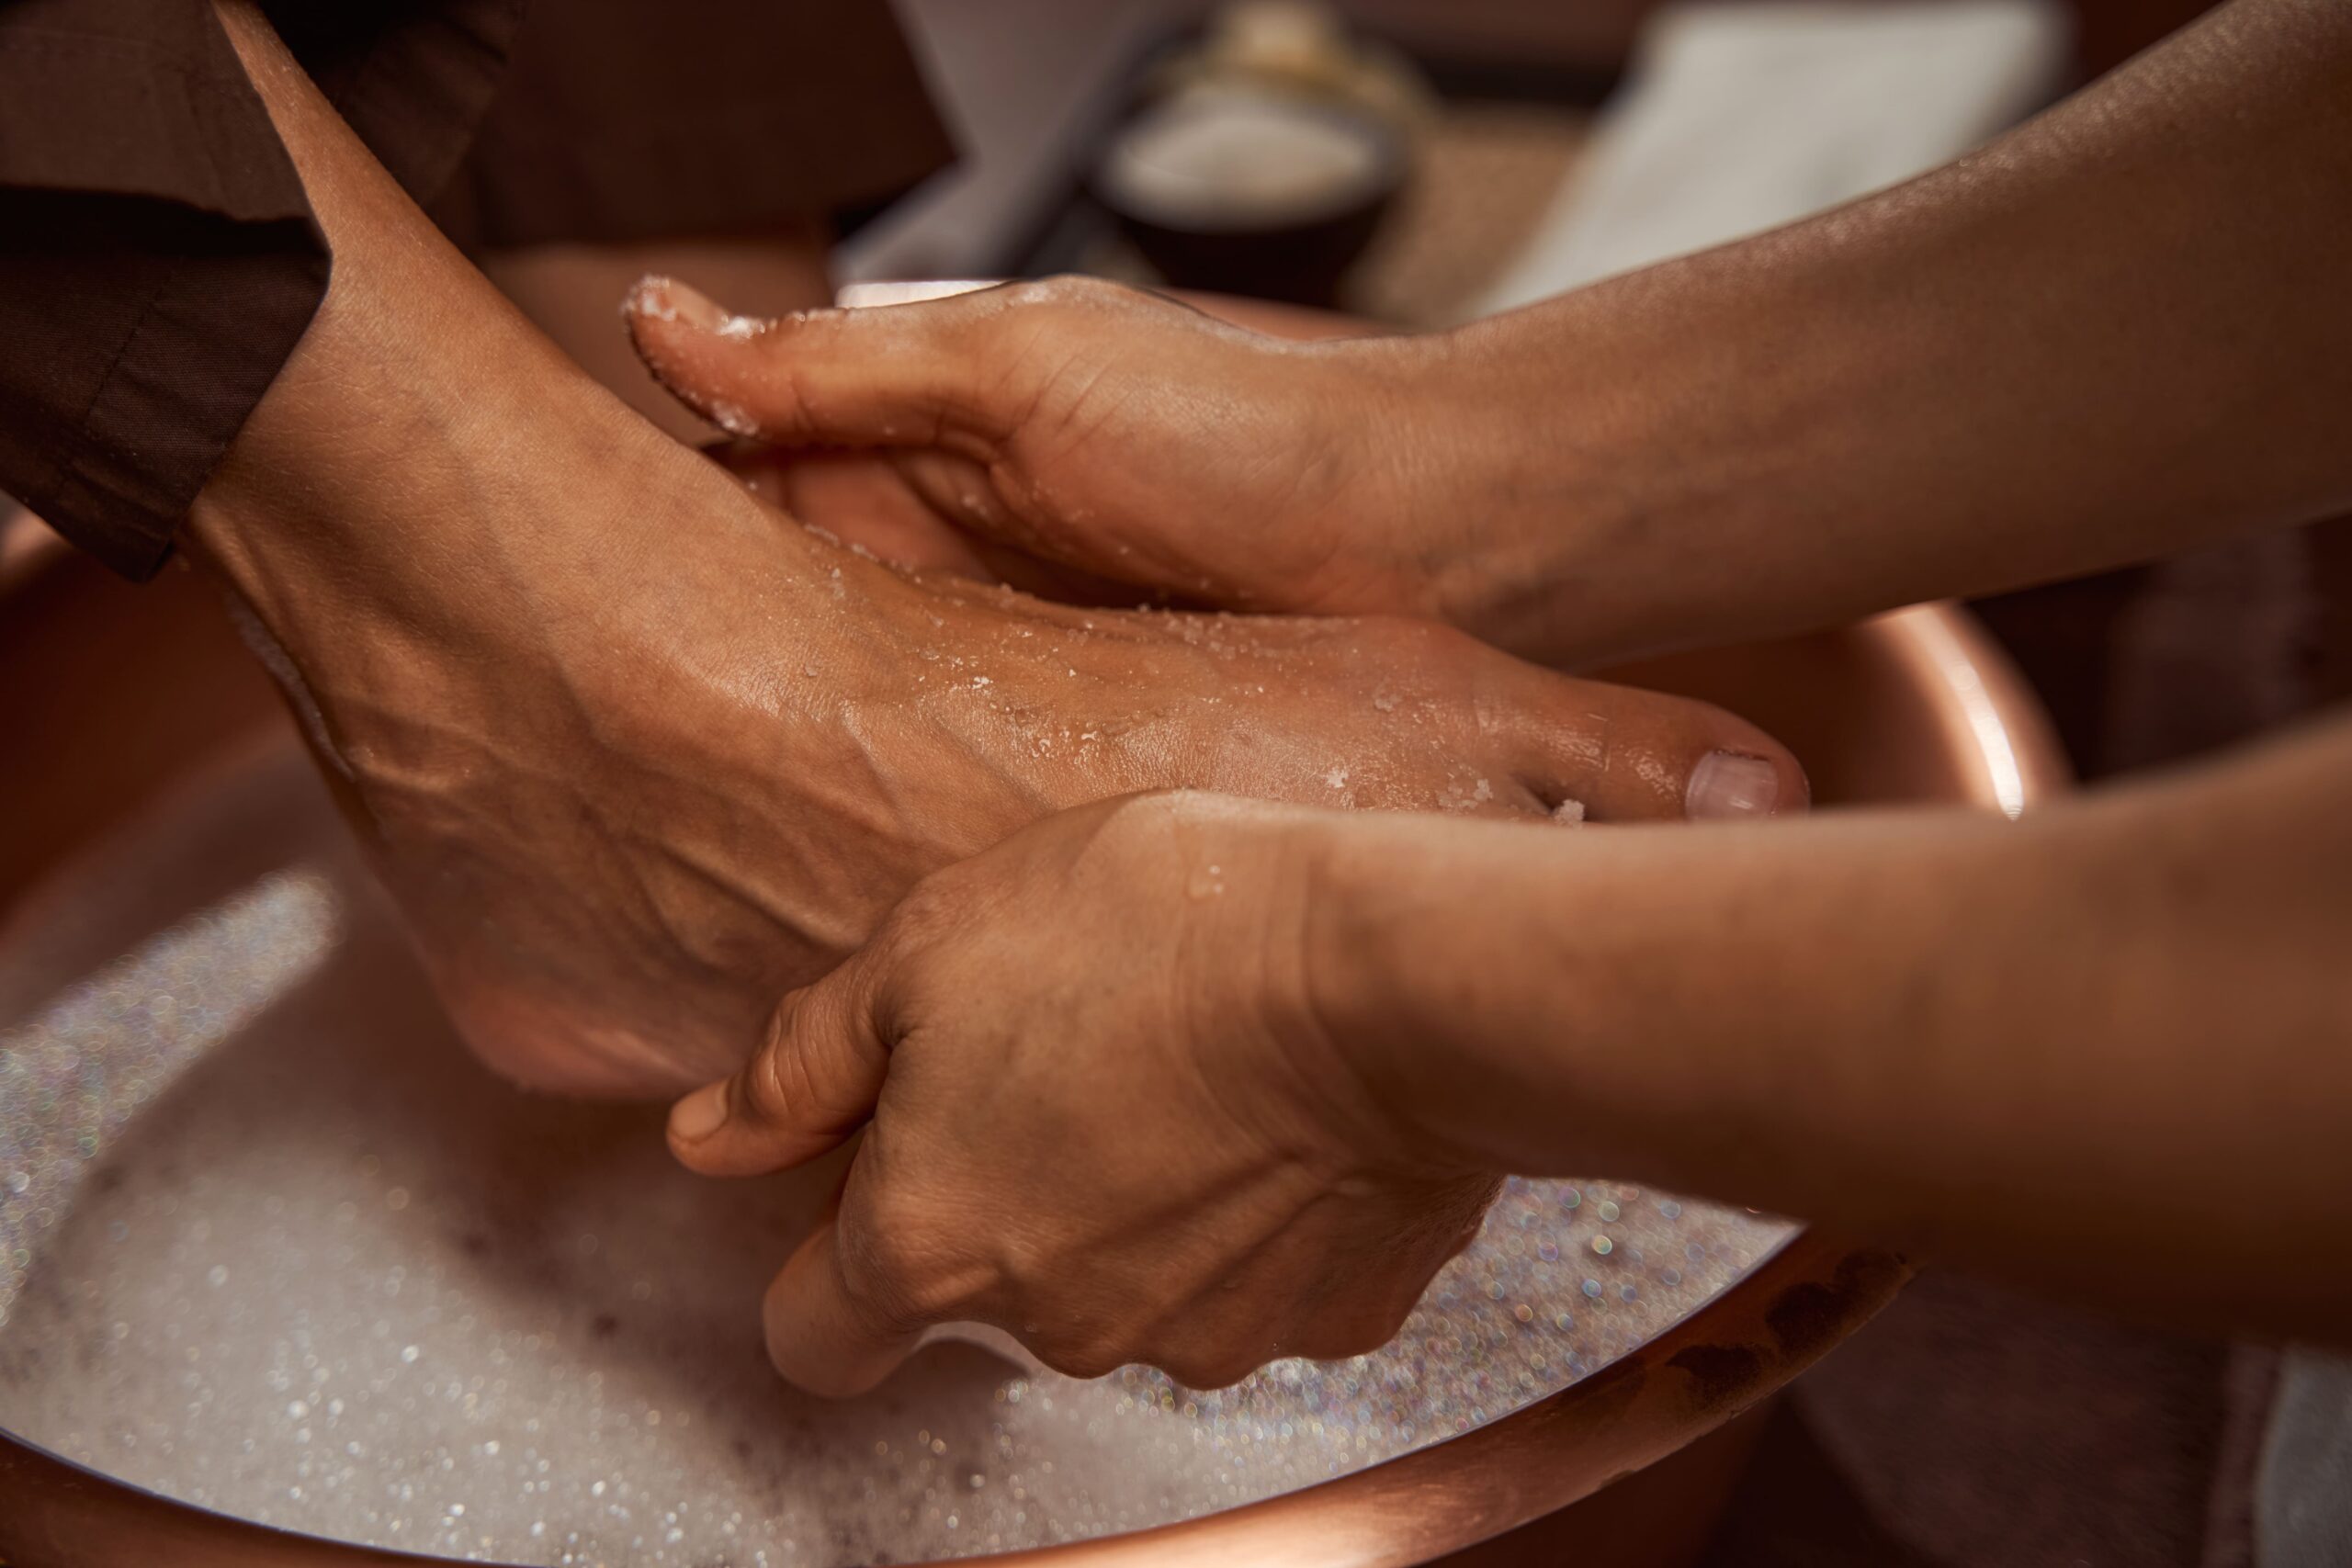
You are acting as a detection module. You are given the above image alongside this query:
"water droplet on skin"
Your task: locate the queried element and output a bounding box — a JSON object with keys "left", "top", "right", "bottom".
{"left": 0, "top": 762, "right": 1790, "bottom": 1560}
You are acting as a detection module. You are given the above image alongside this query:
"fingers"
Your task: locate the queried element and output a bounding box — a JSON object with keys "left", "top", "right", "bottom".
{"left": 1500, "top": 666, "right": 1810, "bottom": 825}
{"left": 763, "top": 1213, "right": 924, "bottom": 1398}
{"left": 624, "top": 275, "right": 996, "bottom": 453}
{"left": 668, "top": 953, "right": 895, "bottom": 1177}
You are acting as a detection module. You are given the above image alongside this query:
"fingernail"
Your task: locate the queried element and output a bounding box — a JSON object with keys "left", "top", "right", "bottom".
{"left": 670, "top": 1080, "right": 729, "bottom": 1143}
{"left": 1686, "top": 750, "right": 1781, "bottom": 819}
{"left": 628, "top": 274, "right": 728, "bottom": 333}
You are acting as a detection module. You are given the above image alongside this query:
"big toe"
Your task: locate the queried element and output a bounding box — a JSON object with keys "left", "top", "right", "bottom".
{"left": 1502, "top": 671, "right": 1808, "bottom": 825}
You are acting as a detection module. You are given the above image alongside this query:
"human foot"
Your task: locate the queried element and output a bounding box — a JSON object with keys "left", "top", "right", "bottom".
{"left": 190, "top": 3, "right": 1802, "bottom": 1100}
{"left": 379, "top": 467, "right": 1801, "bottom": 1098}
{"left": 198, "top": 329, "right": 1798, "bottom": 1103}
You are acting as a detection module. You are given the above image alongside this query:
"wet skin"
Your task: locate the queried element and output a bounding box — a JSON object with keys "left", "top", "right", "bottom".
{"left": 191, "top": 2, "right": 1799, "bottom": 1099}
{"left": 652, "top": 0, "right": 2352, "bottom": 1391}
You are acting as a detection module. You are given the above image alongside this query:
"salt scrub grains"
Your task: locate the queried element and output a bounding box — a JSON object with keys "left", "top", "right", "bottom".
{"left": 0, "top": 745, "right": 1790, "bottom": 1567}
{"left": 704, "top": 400, "right": 760, "bottom": 439}
{"left": 1100, "top": 88, "right": 1390, "bottom": 228}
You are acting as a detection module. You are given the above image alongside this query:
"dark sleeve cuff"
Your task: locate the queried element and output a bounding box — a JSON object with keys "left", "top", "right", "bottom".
{"left": 0, "top": 2, "right": 529, "bottom": 578}
{"left": 0, "top": 194, "right": 330, "bottom": 581}
{"left": 0, "top": 3, "right": 334, "bottom": 580}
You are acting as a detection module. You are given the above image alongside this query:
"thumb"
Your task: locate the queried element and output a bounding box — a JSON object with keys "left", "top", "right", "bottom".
{"left": 668, "top": 952, "right": 894, "bottom": 1178}
{"left": 624, "top": 275, "right": 997, "bottom": 451}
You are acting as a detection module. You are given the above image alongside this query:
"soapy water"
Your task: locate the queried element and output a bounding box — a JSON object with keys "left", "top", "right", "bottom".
{"left": 0, "top": 743, "right": 1789, "bottom": 1566}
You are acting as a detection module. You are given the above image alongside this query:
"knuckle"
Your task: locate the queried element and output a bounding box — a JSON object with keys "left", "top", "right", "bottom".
{"left": 1165, "top": 1349, "right": 1267, "bottom": 1391}
{"left": 833, "top": 1216, "right": 928, "bottom": 1330}
{"left": 1368, "top": 1270, "right": 1435, "bottom": 1345}
{"left": 1300, "top": 1310, "right": 1405, "bottom": 1363}
{"left": 989, "top": 1229, "right": 1096, "bottom": 1314}
{"left": 1032, "top": 1328, "right": 1135, "bottom": 1382}
{"left": 741, "top": 1020, "right": 810, "bottom": 1127}
{"left": 1372, "top": 1293, "right": 1420, "bottom": 1347}
{"left": 1098, "top": 791, "right": 1192, "bottom": 854}
{"left": 839, "top": 1190, "right": 977, "bottom": 1326}
{"left": 886, "top": 875, "right": 964, "bottom": 945}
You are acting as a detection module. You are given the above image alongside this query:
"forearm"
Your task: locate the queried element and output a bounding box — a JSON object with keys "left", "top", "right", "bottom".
{"left": 1314, "top": 723, "right": 2352, "bottom": 1337}
{"left": 1429, "top": 0, "right": 2352, "bottom": 664}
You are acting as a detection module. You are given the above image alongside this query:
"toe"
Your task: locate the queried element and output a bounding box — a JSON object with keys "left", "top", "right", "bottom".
{"left": 1503, "top": 671, "right": 1808, "bottom": 824}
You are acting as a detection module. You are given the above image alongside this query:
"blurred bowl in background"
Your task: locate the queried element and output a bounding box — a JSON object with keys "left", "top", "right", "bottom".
{"left": 1092, "top": 85, "right": 1408, "bottom": 305}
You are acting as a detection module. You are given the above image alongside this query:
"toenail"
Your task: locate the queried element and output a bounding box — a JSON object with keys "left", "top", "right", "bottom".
{"left": 1686, "top": 750, "right": 1781, "bottom": 819}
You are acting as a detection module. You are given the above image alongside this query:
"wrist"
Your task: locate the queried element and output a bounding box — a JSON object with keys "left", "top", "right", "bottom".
{"left": 1295, "top": 811, "right": 1514, "bottom": 1173}
{"left": 1376, "top": 314, "right": 1668, "bottom": 667}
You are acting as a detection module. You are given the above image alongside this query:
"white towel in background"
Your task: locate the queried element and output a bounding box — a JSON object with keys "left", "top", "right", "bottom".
{"left": 1465, "top": 0, "right": 2069, "bottom": 318}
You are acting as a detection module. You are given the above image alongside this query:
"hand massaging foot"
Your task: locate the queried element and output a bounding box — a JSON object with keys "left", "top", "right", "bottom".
{"left": 187, "top": 2, "right": 1803, "bottom": 1100}
{"left": 211, "top": 446, "right": 1802, "bottom": 1100}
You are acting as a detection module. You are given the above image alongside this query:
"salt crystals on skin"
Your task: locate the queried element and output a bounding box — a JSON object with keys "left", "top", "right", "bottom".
{"left": 706, "top": 400, "right": 759, "bottom": 438}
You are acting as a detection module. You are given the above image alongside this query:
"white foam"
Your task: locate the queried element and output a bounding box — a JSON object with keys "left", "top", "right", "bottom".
{"left": 0, "top": 744, "right": 1785, "bottom": 1565}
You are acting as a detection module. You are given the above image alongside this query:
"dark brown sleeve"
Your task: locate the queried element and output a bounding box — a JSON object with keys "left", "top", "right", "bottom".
{"left": 428, "top": 0, "right": 956, "bottom": 251}
{"left": 0, "top": 1, "right": 322, "bottom": 580}
{"left": 0, "top": 0, "right": 526, "bottom": 580}
{"left": 0, "top": 0, "right": 948, "bottom": 581}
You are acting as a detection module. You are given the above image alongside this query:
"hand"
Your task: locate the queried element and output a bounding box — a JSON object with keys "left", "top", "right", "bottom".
{"left": 667, "top": 791, "right": 1502, "bottom": 1395}
{"left": 193, "top": 261, "right": 1799, "bottom": 1106}
{"left": 204, "top": 378, "right": 1794, "bottom": 1107}
{"left": 191, "top": 19, "right": 1800, "bottom": 1102}
{"left": 625, "top": 275, "right": 1512, "bottom": 628}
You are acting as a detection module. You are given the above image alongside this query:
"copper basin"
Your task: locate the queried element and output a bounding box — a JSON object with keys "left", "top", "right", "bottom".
{"left": 0, "top": 504, "right": 2064, "bottom": 1568}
